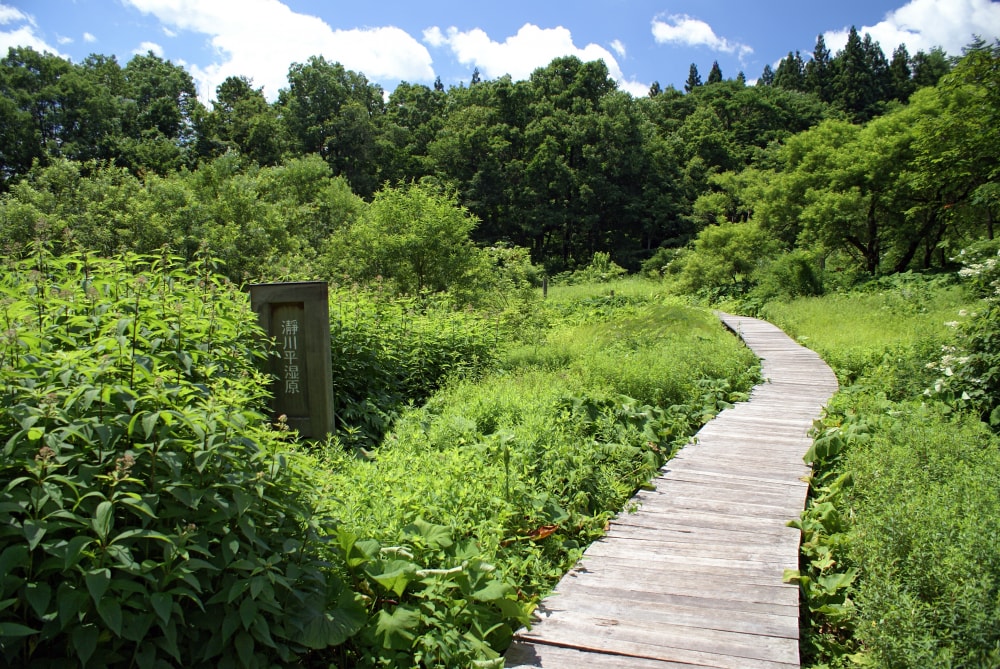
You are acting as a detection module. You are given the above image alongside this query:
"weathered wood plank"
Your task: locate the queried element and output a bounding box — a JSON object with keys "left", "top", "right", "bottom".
{"left": 505, "top": 313, "right": 837, "bottom": 668}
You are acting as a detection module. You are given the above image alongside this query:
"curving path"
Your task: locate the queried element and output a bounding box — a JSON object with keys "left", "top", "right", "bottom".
{"left": 505, "top": 313, "right": 839, "bottom": 669}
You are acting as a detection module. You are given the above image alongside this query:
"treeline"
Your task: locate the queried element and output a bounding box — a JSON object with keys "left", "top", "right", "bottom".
{"left": 665, "top": 38, "right": 998, "bottom": 301}
{"left": 0, "top": 28, "right": 959, "bottom": 276}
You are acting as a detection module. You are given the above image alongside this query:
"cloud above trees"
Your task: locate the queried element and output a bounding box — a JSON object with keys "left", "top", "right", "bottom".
{"left": 423, "top": 23, "right": 647, "bottom": 95}
{"left": 651, "top": 14, "right": 753, "bottom": 61}
{"left": 824, "top": 0, "right": 1000, "bottom": 55}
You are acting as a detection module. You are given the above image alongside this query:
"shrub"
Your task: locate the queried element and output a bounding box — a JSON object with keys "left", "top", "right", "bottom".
{"left": 0, "top": 248, "right": 365, "bottom": 667}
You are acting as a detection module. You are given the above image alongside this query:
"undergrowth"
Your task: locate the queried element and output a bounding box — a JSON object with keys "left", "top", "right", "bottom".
{"left": 314, "top": 283, "right": 759, "bottom": 644}
{"left": 770, "top": 271, "right": 1000, "bottom": 668}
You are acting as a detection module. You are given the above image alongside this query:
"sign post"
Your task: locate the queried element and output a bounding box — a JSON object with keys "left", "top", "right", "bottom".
{"left": 249, "top": 281, "right": 335, "bottom": 439}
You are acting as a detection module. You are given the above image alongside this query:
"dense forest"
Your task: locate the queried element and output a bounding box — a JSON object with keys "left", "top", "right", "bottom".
{"left": 1, "top": 29, "right": 990, "bottom": 285}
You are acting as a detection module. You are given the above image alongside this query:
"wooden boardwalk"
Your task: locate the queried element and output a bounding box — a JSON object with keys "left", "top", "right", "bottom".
{"left": 505, "top": 313, "right": 839, "bottom": 669}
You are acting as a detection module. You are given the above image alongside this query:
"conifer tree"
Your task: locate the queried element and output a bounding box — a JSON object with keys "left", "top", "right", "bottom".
{"left": 889, "top": 44, "right": 915, "bottom": 101}
{"left": 833, "top": 26, "right": 883, "bottom": 120}
{"left": 707, "top": 61, "right": 723, "bottom": 84}
{"left": 774, "top": 51, "right": 805, "bottom": 90}
{"left": 805, "top": 34, "right": 833, "bottom": 102}
{"left": 757, "top": 64, "right": 775, "bottom": 86}
{"left": 684, "top": 63, "right": 702, "bottom": 92}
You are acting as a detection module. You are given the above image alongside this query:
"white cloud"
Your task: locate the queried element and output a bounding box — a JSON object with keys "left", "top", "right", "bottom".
{"left": 424, "top": 22, "right": 649, "bottom": 95}
{"left": 0, "top": 4, "right": 67, "bottom": 57}
{"left": 651, "top": 14, "right": 753, "bottom": 61}
{"left": 134, "top": 40, "right": 164, "bottom": 57}
{"left": 83, "top": 32, "right": 96, "bottom": 43}
{"left": 610, "top": 39, "right": 626, "bottom": 59}
{"left": 57, "top": 35, "right": 73, "bottom": 45}
{"left": 824, "top": 0, "right": 1000, "bottom": 56}
{"left": 0, "top": 4, "right": 29, "bottom": 25}
{"left": 124, "top": 0, "right": 434, "bottom": 102}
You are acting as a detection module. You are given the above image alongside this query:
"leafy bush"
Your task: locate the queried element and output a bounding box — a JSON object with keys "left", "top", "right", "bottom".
{"left": 928, "top": 241, "right": 1000, "bottom": 428}
{"left": 550, "top": 251, "right": 627, "bottom": 285}
{"left": 751, "top": 249, "right": 825, "bottom": 301}
{"left": 843, "top": 403, "right": 1000, "bottom": 668}
{"left": 0, "top": 249, "right": 365, "bottom": 667}
{"left": 329, "top": 287, "right": 501, "bottom": 449}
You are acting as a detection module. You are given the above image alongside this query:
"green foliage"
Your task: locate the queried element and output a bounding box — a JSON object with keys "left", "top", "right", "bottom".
{"left": 328, "top": 287, "right": 501, "bottom": 450}
{"left": 0, "top": 249, "right": 364, "bottom": 667}
{"left": 666, "top": 220, "right": 781, "bottom": 299}
{"left": 314, "top": 285, "right": 757, "bottom": 637}
{"left": 751, "top": 249, "right": 825, "bottom": 302}
{"left": 760, "top": 273, "right": 967, "bottom": 391}
{"left": 927, "top": 241, "right": 1000, "bottom": 428}
{"left": 330, "top": 521, "right": 532, "bottom": 668}
{"left": 842, "top": 403, "right": 1000, "bottom": 668}
{"left": 550, "top": 251, "right": 627, "bottom": 286}
{"left": 769, "top": 273, "right": 1000, "bottom": 668}
{"left": 322, "top": 181, "right": 481, "bottom": 295}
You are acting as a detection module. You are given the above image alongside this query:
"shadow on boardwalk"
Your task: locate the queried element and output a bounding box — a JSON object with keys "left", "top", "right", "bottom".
{"left": 505, "top": 313, "right": 839, "bottom": 669}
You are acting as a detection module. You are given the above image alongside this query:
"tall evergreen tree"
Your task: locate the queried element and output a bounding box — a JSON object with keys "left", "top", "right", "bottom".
{"left": 648, "top": 80, "right": 662, "bottom": 97}
{"left": 832, "top": 26, "right": 886, "bottom": 121}
{"left": 470, "top": 67, "right": 481, "bottom": 86}
{"left": 757, "top": 64, "right": 775, "bottom": 86}
{"left": 684, "top": 64, "right": 702, "bottom": 93}
{"left": 707, "top": 61, "right": 723, "bottom": 85}
{"left": 911, "top": 47, "right": 950, "bottom": 88}
{"left": 774, "top": 51, "right": 806, "bottom": 90}
{"left": 805, "top": 34, "right": 833, "bottom": 102}
{"left": 736, "top": 71, "right": 747, "bottom": 86}
{"left": 889, "top": 44, "right": 915, "bottom": 101}
{"left": 433, "top": 75, "right": 444, "bottom": 91}
{"left": 862, "top": 33, "right": 891, "bottom": 105}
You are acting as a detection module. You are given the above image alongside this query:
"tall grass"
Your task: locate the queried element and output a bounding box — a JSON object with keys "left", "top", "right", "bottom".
{"left": 759, "top": 276, "right": 971, "bottom": 396}
{"left": 314, "top": 281, "right": 758, "bottom": 600}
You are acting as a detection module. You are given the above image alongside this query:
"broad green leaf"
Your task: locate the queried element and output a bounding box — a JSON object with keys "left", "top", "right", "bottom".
{"left": 0, "top": 622, "right": 38, "bottom": 637}
{"left": 402, "top": 517, "right": 453, "bottom": 549}
{"left": 97, "top": 597, "right": 123, "bottom": 636}
{"left": 0, "top": 545, "right": 28, "bottom": 576}
{"left": 369, "top": 559, "right": 418, "bottom": 598}
{"left": 141, "top": 411, "right": 159, "bottom": 439}
{"left": 85, "top": 568, "right": 111, "bottom": 605}
{"left": 58, "top": 585, "right": 89, "bottom": 625}
{"left": 295, "top": 589, "right": 366, "bottom": 649}
{"left": 71, "top": 624, "right": 98, "bottom": 666}
{"left": 234, "top": 631, "right": 254, "bottom": 668}
{"left": 374, "top": 606, "right": 420, "bottom": 651}
{"left": 92, "top": 500, "right": 113, "bottom": 542}
{"left": 22, "top": 519, "right": 45, "bottom": 551}
{"left": 24, "top": 581, "right": 51, "bottom": 618}
{"left": 472, "top": 580, "right": 513, "bottom": 603}
{"left": 238, "top": 595, "right": 257, "bottom": 630}
{"left": 118, "top": 495, "right": 158, "bottom": 520}
{"left": 150, "top": 592, "right": 172, "bottom": 624}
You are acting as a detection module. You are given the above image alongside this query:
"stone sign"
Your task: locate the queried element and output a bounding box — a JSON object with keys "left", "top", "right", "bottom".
{"left": 249, "top": 281, "right": 335, "bottom": 439}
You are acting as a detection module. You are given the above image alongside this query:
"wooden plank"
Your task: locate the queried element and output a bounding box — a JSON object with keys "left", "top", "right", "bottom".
{"left": 506, "top": 313, "right": 837, "bottom": 669}
{"left": 505, "top": 642, "right": 698, "bottom": 669}
{"left": 515, "top": 615, "right": 799, "bottom": 668}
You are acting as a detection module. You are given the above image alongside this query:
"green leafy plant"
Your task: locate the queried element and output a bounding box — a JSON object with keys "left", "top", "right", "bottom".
{"left": 0, "top": 248, "right": 365, "bottom": 667}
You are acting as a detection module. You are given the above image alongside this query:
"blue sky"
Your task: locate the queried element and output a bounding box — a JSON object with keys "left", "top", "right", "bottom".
{"left": 2, "top": 0, "right": 999, "bottom": 102}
